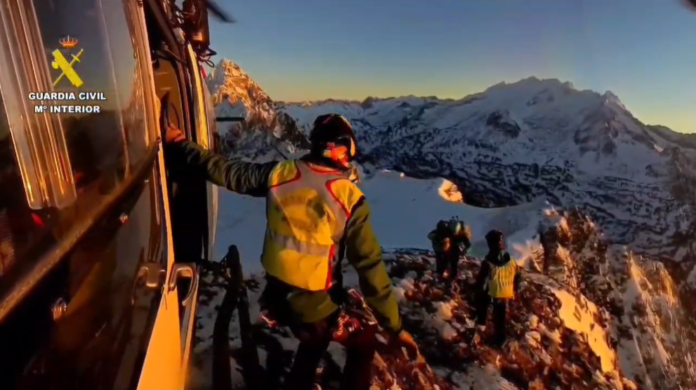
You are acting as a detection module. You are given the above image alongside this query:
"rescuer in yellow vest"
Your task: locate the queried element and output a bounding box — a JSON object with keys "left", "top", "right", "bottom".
{"left": 473, "top": 229, "right": 522, "bottom": 347}
{"left": 165, "top": 114, "right": 417, "bottom": 390}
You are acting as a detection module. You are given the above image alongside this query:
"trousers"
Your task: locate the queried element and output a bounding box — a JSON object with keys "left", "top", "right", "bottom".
{"left": 260, "top": 277, "right": 377, "bottom": 390}
{"left": 474, "top": 292, "right": 508, "bottom": 343}
{"left": 285, "top": 311, "right": 377, "bottom": 390}
{"left": 435, "top": 251, "right": 459, "bottom": 280}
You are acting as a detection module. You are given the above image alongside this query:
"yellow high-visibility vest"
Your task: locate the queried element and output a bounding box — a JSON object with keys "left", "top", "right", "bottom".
{"left": 262, "top": 160, "right": 363, "bottom": 291}
{"left": 487, "top": 258, "right": 517, "bottom": 299}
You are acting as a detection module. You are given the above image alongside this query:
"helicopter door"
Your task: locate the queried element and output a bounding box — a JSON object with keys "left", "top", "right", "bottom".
{"left": 176, "top": 45, "right": 217, "bottom": 376}
{"left": 133, "top": 3, "right": 194, "bottom": 390}
{"left": 136, "top": 150, "right": 188, "bottom": 390}
{"left": 202, "top": 78, "right": 220, "bottom": 263}
{"left": 186, "top": 44, "right": 219, "bottom": 264}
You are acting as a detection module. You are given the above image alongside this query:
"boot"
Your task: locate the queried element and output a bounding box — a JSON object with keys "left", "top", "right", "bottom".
{"left": 491, "top": 334, "right": 507, "bottom": 349}
{"left": 469, "top": 325, "right": 485, "bottom": 345}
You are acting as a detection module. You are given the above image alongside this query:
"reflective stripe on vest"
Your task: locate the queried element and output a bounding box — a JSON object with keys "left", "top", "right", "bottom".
{"left": 487, "top": 260, "right": 517, "bottom": 299}
{"left": 262, "top": 161, "right": 350, "bottom": 291}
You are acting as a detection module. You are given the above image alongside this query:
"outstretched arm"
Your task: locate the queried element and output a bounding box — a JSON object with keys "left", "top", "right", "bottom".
{"left": 427, "top": 230, "right": 437, "bottom": 241}
{"left": 165, "top": 140, "right": 277, "bottom": 197}
{"left": 344, "top": 199, "right": 402, "bottom": 333}
{"left": 461, "top": 233, "right": 472, "bottom": 250}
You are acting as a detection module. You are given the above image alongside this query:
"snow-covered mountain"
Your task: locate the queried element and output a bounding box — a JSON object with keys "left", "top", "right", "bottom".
{"left": 208, "top": 58, "right": 695, "bottom": 255}
{"left": 207, "top": 60, "right": 308, "bottom": 159}
{"left": 200, "top": 58, "right": 696, "bottom": 389}
{"left": 207, "top": 57, "right": 696, "bottom": 277}
{"left": 283, "top": 83, "right": 696, "bottom": 262}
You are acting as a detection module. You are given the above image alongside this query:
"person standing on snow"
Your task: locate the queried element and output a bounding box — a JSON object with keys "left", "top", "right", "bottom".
{"left": 427, "top": 218, "right": 471, "bottom": 282}
{"left": 427, "top": 220, "right": 451, "bottom": 276}
{"left": 164, "top": 113, "right": 418, "bottom": 390}
{"left": 446, "top": 217, "right": 471, "bottom": 280}
{"left": 473, "top": 229, "right": 522, "bottom": 347}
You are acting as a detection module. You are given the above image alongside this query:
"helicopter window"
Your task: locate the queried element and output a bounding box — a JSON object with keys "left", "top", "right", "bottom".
{"left": 202, "top": 76, "right": 220, "bottom": 153}
{"left": 29, "top": 0, "right": 157, "bottom": 213}
{"left": 188, "top": 47, "right": 209, "bottom": 149}
{"left": 187, "top": 46, "right": 219, "bottom": 152}
{"left": 0, "top": 105, "right": 50, "bottom": 278}
{"left": 153, "top": 60, "right": 186, "bottom": 131}
{"left": 0, "top": 0, "right": 157, "bottom": 280}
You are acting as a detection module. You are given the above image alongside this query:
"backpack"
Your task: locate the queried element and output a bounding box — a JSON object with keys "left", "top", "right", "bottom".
{"left": 448, "top": 217, "right": 470, "bottom": 238}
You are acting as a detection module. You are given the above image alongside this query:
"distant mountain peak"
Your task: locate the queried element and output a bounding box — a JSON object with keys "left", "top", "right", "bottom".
{"left": 206, "top": 58, "right": 309, "bottom": 157}
{"left": 207, "top": 58, "right": 271, "bottom": 109}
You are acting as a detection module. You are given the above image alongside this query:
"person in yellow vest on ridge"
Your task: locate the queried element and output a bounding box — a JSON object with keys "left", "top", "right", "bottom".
{"left": 473, "top": 229, "right": 522, "bottom": 347}
{"left": 164, "top": 113, "right": 417, "bottom": 390}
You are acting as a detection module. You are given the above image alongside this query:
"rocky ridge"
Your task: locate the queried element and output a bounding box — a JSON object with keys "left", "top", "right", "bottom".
{"left": 537, "top": 208, "right": 696, "bottom": 388}
{"left": 192, "top": 207, "right": 694, "bottom": 389}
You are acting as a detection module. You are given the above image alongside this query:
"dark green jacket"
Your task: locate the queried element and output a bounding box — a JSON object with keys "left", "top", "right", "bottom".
{"left": 165, "top": 141, "right": 401, "bottom": 332}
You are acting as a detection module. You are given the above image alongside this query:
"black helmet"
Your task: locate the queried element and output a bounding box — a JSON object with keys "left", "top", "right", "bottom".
{"left": 485, "top": 229, "right": 504, "bottom": 249}
{"left": 309, "top": 113, "right": 358, "bottom": 168}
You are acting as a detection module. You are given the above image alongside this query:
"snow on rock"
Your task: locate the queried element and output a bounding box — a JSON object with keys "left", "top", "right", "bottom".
{"left": 387, "top": 254, "right": 638, "bottom": 390}
{"left": 438, "top": 180, "right": 464, "bottom": 203}
{"left": 190, "top": 266, "right": 452, "bottom": 390}
{"left": 192, "top": 250, "right": 640, "bottom": 390}
{"left": 549, "top": 286, "right": 616, "bottom": 372}
{"left": 537, "top": 208, "right": 696, "bottom": 388}
{"left": 206, "top": 58, "right": 309, "bottom": 160}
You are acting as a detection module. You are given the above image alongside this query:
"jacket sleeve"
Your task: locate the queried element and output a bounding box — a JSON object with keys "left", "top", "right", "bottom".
{"left": 513, "top": 262, "right": 523, "bottom": 293}
{"left": 453, "top": 234, "right": 471, "bottom": 252}
{"left": 344, "top": 198, "right": 402, "bottom": 333}
{"left": 461, "top": 234, "right": 472, "bottom": 250}
{"left": 165, "top": 141, "right": 278, "bottom": 197}
{"left": 474, "top": 260, "right": 491, "bottom": 292}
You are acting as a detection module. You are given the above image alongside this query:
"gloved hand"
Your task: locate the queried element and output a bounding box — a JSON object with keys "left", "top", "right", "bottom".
{"left": 387, "top": 329, "right": 420, "bottom": 361}
{"left": 164, "top": 124, "right": 186, "bottom": 144}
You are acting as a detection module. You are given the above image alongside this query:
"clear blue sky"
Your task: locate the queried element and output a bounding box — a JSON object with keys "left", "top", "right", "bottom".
{"left": 210, "top": 0, "right": 695, "bottom": 132}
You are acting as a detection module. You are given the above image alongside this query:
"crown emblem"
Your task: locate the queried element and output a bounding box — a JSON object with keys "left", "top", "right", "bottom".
{"left": 59, "top": 36, "right": 78, "bottom": 49}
